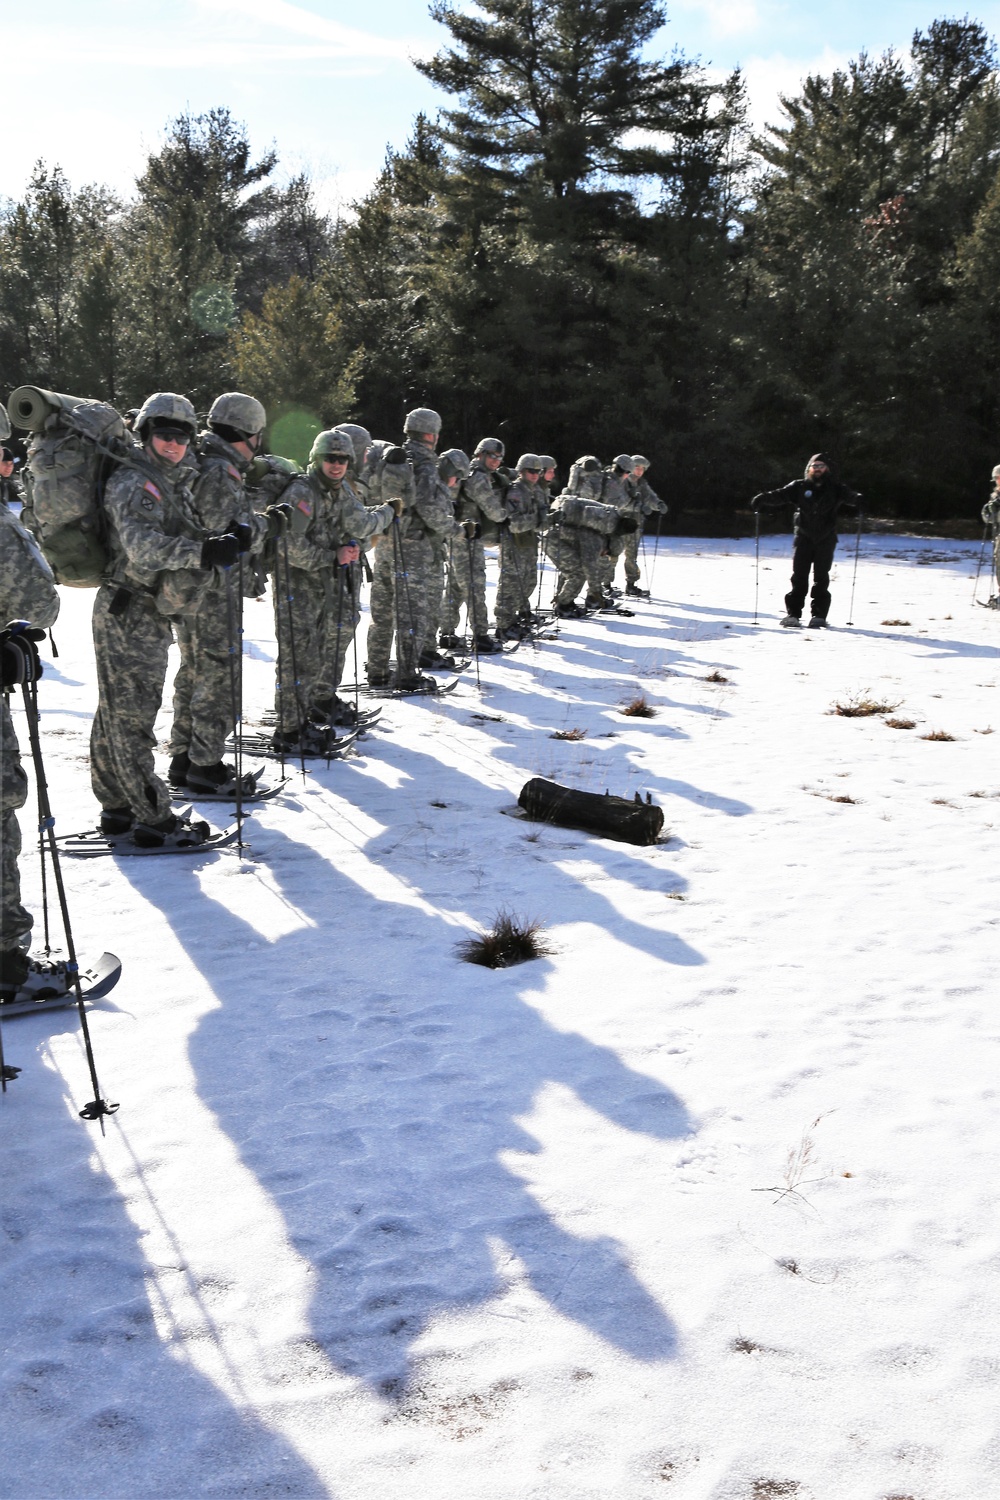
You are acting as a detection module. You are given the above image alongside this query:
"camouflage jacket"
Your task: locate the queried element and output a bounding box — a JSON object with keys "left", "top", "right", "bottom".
{"left": 625, "top": 474, "right": 667, "bottom": 518}
{"left": 193, "top": 433, "right": 268, "bottom": 548}
{"left": 0, "top": 506, "right": 60, "bottom": 630}
{"left": 600, "top": 470, "right": 632, "bottom": 511}
{"left": 402, "top": 439, "right": 463, "bottom": 542}
{"left": 102, "top": 451, "right": 206, "bottom": 614}
{"left": 504, "top": 478, "right": 548, "bottom": 535}
{"left": 982, "top": 488, "right": 1000, "bottom": 533}
{"left": 284, "top": 471, "right": 394, "bottom": 572}
{"left": 0, "top": 475, "right": 25, "bottom": 512}
{"left": 459, "top": 461, "right": 510, "bottom": 526}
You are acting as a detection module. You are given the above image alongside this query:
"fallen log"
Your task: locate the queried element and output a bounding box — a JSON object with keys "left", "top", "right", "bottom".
{"left": 517, "top": 777, "right": 665, "bottom": 846}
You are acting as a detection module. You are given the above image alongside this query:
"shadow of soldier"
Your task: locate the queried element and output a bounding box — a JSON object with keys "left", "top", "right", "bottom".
{"left": 115, "top": 802, "right": 699, "bottom": 1400}
{"left": 0, "top": 1010, "right": 328, "bottom": 1499}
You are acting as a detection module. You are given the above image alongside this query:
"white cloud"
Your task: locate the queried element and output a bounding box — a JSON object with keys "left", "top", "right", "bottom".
{"left": 194, "top": 0, "right": 416, "bottom": 59}
{"left": 672, "top": 0, "right": 764, "bottom": 39}
{"left": 739, "top": 47, "right": 850, "bottom": 132}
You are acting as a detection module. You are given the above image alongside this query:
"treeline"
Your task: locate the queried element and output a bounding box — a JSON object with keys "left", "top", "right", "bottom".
{"left": 3, "top": 2, "right": 1000, "bottom": 524}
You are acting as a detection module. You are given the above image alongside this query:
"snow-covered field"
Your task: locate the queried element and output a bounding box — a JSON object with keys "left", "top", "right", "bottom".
{"left": 3, "top": 534, "right": 999, "bottom": 1500}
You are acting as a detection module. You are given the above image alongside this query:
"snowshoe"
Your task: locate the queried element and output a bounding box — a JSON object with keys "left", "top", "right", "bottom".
{"left": 807, "top": 616, "right": 828, "bottom": 629}
{"left": 185, "top": 760, "right": 259, "bottom": 797}
{"left": 420, "top": 648, "right": 460, "bottom": 671}
{"left": 132, "top": 811, "right": 213, "bottom": 849}
{"left": 554, "top": 601, "right": 586, "bottom": 619}
{"left": 474, "top": 634, "right": 502, "bottom": 655}
{"left": 780, "top": 614, "right": 803, "bottom": 628}
{"left": 0, "top": 953, "right": 122, "bottom": 1015}
{"left": 626, "top": 584, "right": 650, "bottom": 599}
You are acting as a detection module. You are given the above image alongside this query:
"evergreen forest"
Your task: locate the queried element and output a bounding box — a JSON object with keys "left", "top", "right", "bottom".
{"left": 2, "top": 1, "right": 999, "bottom": 527}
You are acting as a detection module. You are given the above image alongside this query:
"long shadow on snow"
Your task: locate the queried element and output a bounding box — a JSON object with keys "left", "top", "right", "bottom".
{"left": 490, "top": 647, "right": 730, "bottom": 724}
{"left": 118, "top": 799, "right": 696, "bottom": 1398}
{"left": 427, "top": 689, "right": 752, "bottom": 820}
{"left": 0, "top": 1017, "right": 327, "bottom": 1499}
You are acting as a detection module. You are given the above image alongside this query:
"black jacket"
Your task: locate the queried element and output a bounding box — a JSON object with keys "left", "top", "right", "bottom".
{"left": 754, "top": 477, "right": 861, "bottom": 541}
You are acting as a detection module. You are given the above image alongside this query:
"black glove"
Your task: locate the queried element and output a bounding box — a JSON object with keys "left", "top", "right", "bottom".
{"left": 265, "top": 502, "right": 292, "bottom": 537}
{"left": 463, "top": 519, "right": 481, "bottom": 540}
{"left": 1, "top": 623, "right": 45, "bottom": 688}
{"left": 615, "top": 515, "right": 640, "bottom": 534}
{"left": 231, "top": 522, "right": 253, "bottom": 554}
{"left": 201, "top": 534, "right": 240, "bottom": 570}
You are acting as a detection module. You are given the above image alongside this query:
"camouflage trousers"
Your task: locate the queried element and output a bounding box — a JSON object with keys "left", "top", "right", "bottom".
{"left": 366, "top": 527, "right": 440, "bottom": 677}
{"left": 315, "top": 562, "right": 362, "bottom": 708}
{"left": 546, "top": 525, "right": 609, "bottom": 607}
{"left": 440, "top": 534, "right": 489, "bottom": 638}
{"left": 994, "top": 536, "right": 1000, "bottom": 592}
{"left": 619, "top": 529, "right": 643, "bottom": 586}
{"left": 90, "top": 585, "right": 173, "bottom": 822}
{"left": 496, "top": 530, "right": 538, "bottom": 629}
{"left": 168, "top": 583, "right": 240, "bottom": 767}
{"left": 271, "top": 564, "right": 324, "bottom": 734}
{"left": 1, "top": 696, "right": 31, "bottom": 952}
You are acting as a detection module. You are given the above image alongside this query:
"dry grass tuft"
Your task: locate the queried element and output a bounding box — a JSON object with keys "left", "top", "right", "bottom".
{"left": 833, "top": 692, "right": 901, "bottom": 718}
{"left": 885, "top": 717, "right": 916, "bottom": 730}
{"left": 456, "top": 909, "right": 554, "bottom": 969}
{"left": 920, "top": 729, "right": 956, "bottom": 741}
{"left": 621, "top": 694, "right": 657, "bottom": 718}
{"left": 703, "top": 669, "right": 730, "bottom": 684}
{"left": 550, "top": 727, "right": 586, "bottom": 741}
{"left": 881, "top": 618, "right": 911, "bottom": 627}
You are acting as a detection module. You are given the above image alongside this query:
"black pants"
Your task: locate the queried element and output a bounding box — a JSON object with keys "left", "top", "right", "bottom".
{"left": 786, "top": 533, "right": 836, "bottom": 620}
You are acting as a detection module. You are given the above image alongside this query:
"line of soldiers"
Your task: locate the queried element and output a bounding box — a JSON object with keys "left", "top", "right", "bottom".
{"left": 3, "top": 390, "right": 667, "bottom": 868}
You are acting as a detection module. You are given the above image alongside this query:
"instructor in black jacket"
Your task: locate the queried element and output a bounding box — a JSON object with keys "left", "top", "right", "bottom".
{"left": 752, "top": 453, "right": 862, "bottom": 628}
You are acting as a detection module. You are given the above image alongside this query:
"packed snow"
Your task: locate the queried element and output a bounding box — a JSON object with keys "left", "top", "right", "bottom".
{"left": 2, "top": 533, "right": 998, "bottom": 1500}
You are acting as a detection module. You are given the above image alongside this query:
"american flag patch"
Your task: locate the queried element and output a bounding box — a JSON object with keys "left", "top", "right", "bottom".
{"left": 296, "top": 498, "right": 312, "bottom": 515}
{"left": 143, "top": 481, "right": 161, "bottom": 501}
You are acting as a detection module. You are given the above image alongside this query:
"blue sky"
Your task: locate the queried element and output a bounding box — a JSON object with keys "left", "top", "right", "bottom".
{"left": 5, "top": 1, "right": 1000, "bottom": 211}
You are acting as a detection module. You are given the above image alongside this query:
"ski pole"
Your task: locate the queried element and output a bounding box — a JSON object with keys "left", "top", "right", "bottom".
{"left": 279, "top": 529, "right": 307, "bottom": 780}
{"left": 223, "top": 567, "right": 244, "bottom": 851}
{"left": 846, "top": 512, "right": 863, "bottom": 626}
{"left": 753, "top": 509, "right": 760, "bottom": 626}
{"left": 345, "top": 561, "right": 361, "bottom": 723}
{"left": 19, "top": 674, "right": 117, "bottom": 1124}
{"left": 391, "top": 517, "right": 420, "bottom": 684}
{"left": 465, "top": 529, "right": 482, "bottom": 691}
{"left": 972, "top": 525, "right": 989, "bottom": 605}
{"left": 650, "top": 512, "right": 662, "bottom": 594}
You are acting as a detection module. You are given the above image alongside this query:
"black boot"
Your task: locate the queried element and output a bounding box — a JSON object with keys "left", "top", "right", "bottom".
{"left": 100, "top": 807, "right": 133, "bottom": 835}
{"left": 133, "top": 812, "right": 211, "bottom": 848}
{"left": 168, "top": 751, "right": 190, "bottom": 787}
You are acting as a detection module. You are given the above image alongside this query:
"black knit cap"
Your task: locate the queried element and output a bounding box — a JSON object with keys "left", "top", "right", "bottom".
{"left": 805, "top": 452, "right": 835, "bottom": 479}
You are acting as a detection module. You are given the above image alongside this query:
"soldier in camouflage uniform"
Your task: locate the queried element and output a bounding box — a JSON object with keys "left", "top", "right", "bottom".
{"left": 420, "top": 449, "right": 474, "bottom": 668}
{"left": 981, "top": 464, "right": 1000, "bottom": 605}
{"left": 167, "top": 393, "right": 269, "bottom": 794}
{"left": 365, "top": 408, "right": 472, "bottom": 691}
{"left": 0, "top": 446, "right": 25, "bottom": 511}
{"left": 545, "top": 457, "right": 637, "bottom": 615}
{"left": 90, "top": 393, "right": 240, "bottom": 847}
{"left": 495, "top": 454, "right": 548, "bottom": 641}
{"left": 274, "top": 429, "right": 397, "bottom": 745}
{"left": 0, "top": 403, "right": 64, "bottom": 1001}
{"left": 439, "top": 437, "right": 508, "bottom": 653}
{"left": 614, "top": 454, "right": 667, "bottom": 598}
{"left": 595, "top": 455, "right": 633, "bottom": 596}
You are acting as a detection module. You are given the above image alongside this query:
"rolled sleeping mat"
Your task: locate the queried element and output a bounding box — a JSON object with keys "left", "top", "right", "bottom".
{"left": 6, "top": 386, "right": 89, "bottom": 432}
{"left": 517, "top": 777, "right": 665, "bottom": 846}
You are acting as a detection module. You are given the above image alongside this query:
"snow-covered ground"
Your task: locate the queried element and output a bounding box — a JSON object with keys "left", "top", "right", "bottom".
{"left": 2, "top": 534, "right": 998, "bottom": 1500}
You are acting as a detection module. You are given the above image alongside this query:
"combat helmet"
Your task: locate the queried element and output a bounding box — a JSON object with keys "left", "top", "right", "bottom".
{"left": 309, "top": 428, "right": 355, "bottom": 469}
{"left": 208, "top": 392, "right": 267, "bottom": 440}
{"left": 403, "top": 407, "right": 442, "bottom": 436}
{"left": 135, "top": 392, "right": 197, "bottom": 442}
{"left": 630, "top": 454, "right": 651, "bottom": 471}
{"left": 611, "top": 454, "right": 634, "bottom": 473}
{"left": 537, "top": 454, "right": 557, "bottom": 472}
{"left": 438, "top": 448, "right": 471, "bottom": 482}
{"left": 333, "top": 423, "right": 372, "bottom": 470}
{"left": 474, "top": 437, "right": 505, "bottom": 458}
{"left": 516, "top": 453, "right": 543, "bottom": 473}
